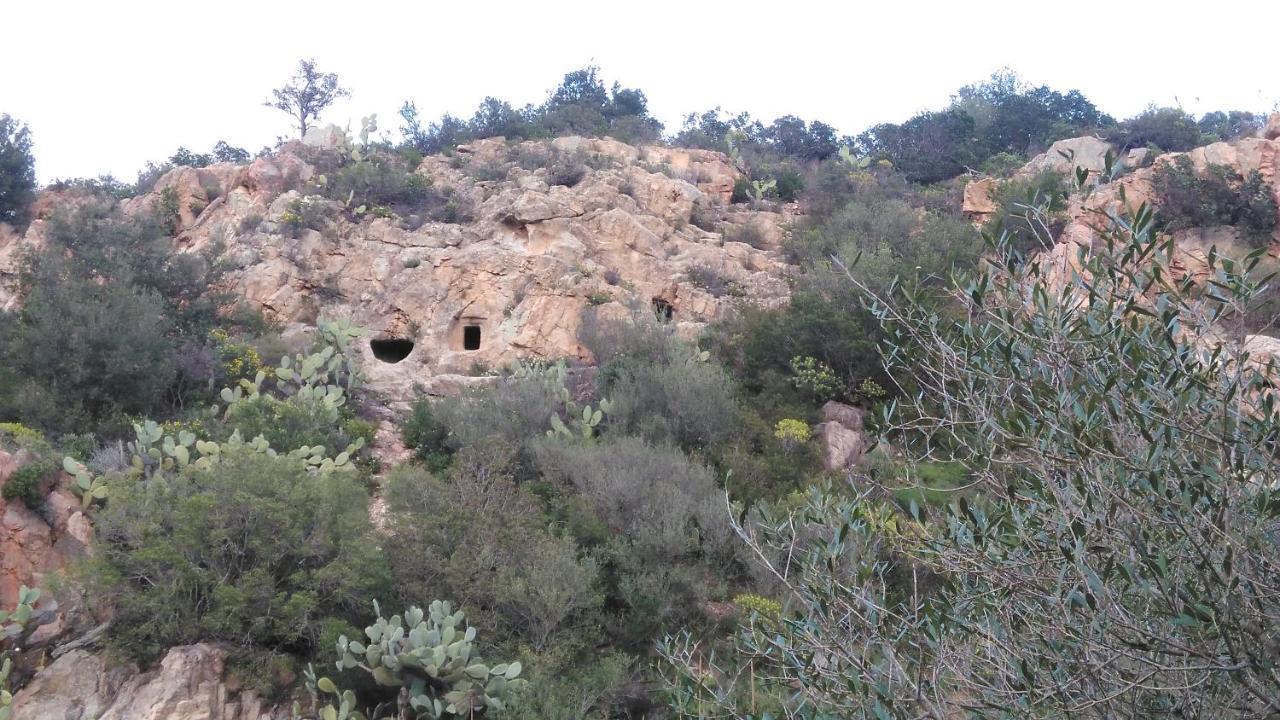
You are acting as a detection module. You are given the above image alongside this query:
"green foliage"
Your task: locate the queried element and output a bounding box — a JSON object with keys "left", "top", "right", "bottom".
{"left": 305, "top": 600, "right": 528, "bottom": 719}
{"left": 788, "top": 356, "right": 845, "bottom": 403}
{"left": 320, "top": 152, "right": 433, "bottom": 215}
{"left": 662, "top": 195, "right": 1280, "bottom": 716}
{"left": 773, "top": 169, "right": 804, "bottom": 202}
{"left": 1151, "top": 154, "right": 1278, "bottom": 245}
{"left": 730, "top": 176, "right": 752, "bottom": 204}
{"left": 981, "top": 169, "right": 1069, "bottom": 255}
{"left": 87, "top": 448, "right": 390, "bottom": 663}
{"left": 402, "top": 398, "right": 453, "bottom": 472}
{"left": 709, "top": 290, "right": 886, "bottom": 409}
{"left": 533, "top": 436, "right": 730, "bottom": 642}
{"left": 732, "top": 593, "right": 782, "bottom": 622}
{"left": 0, "top": 271, "right": 178, "bottom": 436}
{"left": 383, "top": 462, "right": 601, "bottom": 653}
{"left": 1, "top": 460, "right": 51, "bottom": 510}
{"left": 265, "top": 58, "right": 350, "bottom": 137}
{"left": 857, "top": 70, "right": 1113, "bottom": 182}
{"left": 1105, "top": 106, "right": 1202, "bottom": 152}
{"left": 0, "top": 114, "right": 35, "bottom": 225}
{"left": 771, "top": 418, "right": 811, "bottom": 453}
{"left": 281, "top": 195, "right": 332, "bottom": 236}
{"left": 581, "top": 311, "right": 736, "bottom": 451}
{"left": 498, "top": 650, "right": 633, "bottom": 720}
{"left": 0, "top": 200, "right": 243, "bottom": 436}
{"left": 1, "top": 585, "right": 52, "bottom": 720}
{"left": 398, "top": 65, "right": 662, "bottom": 154}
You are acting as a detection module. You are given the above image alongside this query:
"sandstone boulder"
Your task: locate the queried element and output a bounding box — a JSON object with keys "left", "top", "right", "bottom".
{"left": 1020, "top": 136, "right": 1113, "bottom": 179}
{"left": 962, "top": 177, "right": 998, "bottom": 221}
{"left": 13, "top": 644, "right": 286, "bottom": 720}
{"left": 1261, "top": 113, "right": 1280, "bottom": 141}
{"left": 818, "top": 421, "right": 866, "bottom": 471}
{"left": 817, "top": 401, "right": 869, "bottom": 470}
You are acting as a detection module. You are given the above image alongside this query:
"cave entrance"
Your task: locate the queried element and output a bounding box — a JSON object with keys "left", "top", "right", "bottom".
{"left": 463, "top": 325, "right": 482, "bottom": 351}
{"left": 652, "top": 298, "right": 675, "bottom": 322}
{"left": 370, "top": 338, "right": 415, "bottom": 363}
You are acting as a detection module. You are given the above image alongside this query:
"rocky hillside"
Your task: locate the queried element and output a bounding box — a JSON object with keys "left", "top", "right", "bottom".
{"left": 6, "top": 111, "right": 1280, "bottom": 719}
{"left": 966, "top": 114, "right": 1280, "bottom": 287}
{"left": 1, "top": 131, "right": 792, "bottom": 413}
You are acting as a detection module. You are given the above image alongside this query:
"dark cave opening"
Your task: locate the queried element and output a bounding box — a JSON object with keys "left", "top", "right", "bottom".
{"left": 370, "top": 338, "right": 415, "bottom": 363}
{"left": 652, "top": 298, "right": 675, "bottom": 321}
{"left": 463, "top": 325, "right": 482, "bottom": 351}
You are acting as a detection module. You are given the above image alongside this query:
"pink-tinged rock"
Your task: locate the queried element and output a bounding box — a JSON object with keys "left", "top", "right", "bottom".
{"left": 818, "top": 421, "right": 867, "bottom": 471}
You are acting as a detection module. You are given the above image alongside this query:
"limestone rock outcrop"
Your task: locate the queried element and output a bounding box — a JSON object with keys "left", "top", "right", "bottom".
{"left": 0, "top": 134, "right": 793, "bottom": 414}
{"left": 964, "top": 125, "right": 1280, "bottom": 282}
{"left": 12, "top": 644, "right": 287, "bottom": 720}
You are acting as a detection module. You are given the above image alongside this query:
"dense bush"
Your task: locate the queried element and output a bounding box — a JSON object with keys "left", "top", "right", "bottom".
{"left": 0, "top": 203, "right": 243, "bottom": 436}
{"left": 533, "top": 436, "right": 732, "bottom": 643}
{"left": 399, "top": 65, "right": 663, "bottom": 154}
{"left": 89, "top": 449, "right": 390, "bottom": 663}
{"left": 384, "top": 460, "right": 601, "bottom": 652}
{"left": 981, "top": 169, "right": 1070, "bottom": 255}
{"left": 1196, "top": 110, "right": 1263, "bottom": 142}
{"left": 223, "top": 394, "right": 374, "bottom": 460}
{"left": 856, "top": 71, "right": 1112, "bottom": 183}
{"left": 604, "top": 350, "right": 738, "bottom": 451}
{"left": 1151, "top": 155, "right": 1278, "bottom": 244}
{"left": 0, "top": 275, "right": 178, "bottom": 436}
{"left": 1, "top": 460, "right": 51, "bottom": 510}
{"left": 401, "top": 397, "right": 453, "bottom": 472}
{"left": 663, "top": 201, "right": 1280, "bottom": 718}
{"left": 0, "top": 114, "right": 35, "bottom": 224}
{"left": 321, "top": 152, "right": 430, "bottom": 211}
{"left": 1105, "top": 106, "right": 1202, "bottom": 152}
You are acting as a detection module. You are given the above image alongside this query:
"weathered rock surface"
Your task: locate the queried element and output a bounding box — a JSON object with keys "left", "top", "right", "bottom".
{"left": 1021, "top": 135, "right": 1114, "bottom": 179}
{"left": 0, "top": 133, "right": 793, "bottom": 416}
{"left": 817, "top": 401, "right": 868, "bottom": 471}
{"left": 0, "top": 450, "right": 92, "bottom": 612}
{"left": 965, "top": 126, "right": 1280, "bottom": 282}
{"left": 12, "top": 644, "right": 286, "bottom": 720}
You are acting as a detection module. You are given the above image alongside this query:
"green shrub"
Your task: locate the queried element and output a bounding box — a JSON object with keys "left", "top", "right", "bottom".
{"left": 222, "top": 394, "right": 362, "bottom": 457}
{"left": 384, "top": 461, "right": 601, "bottom": 649}
{"left": 533, "top": 436, "right": 731, "bottom": 645}
{"left": 281, "top": 195, "right": 331, "bottom": 237}
{"left": 662, "top": 202, "right": 1280, "bottom": 718}
{"left": 1, "top": 461, "right": 51, "bottom": 510}
{"left": 981, "top": 169, "right": 1069, "bottom": 255}
{"left": 773, "top": 170, "right": 804, "bottom": 202}
{"left": 730, "top": 177, "right": 752, "bottom": 204}
{"left": 605, "top": 353, "right": 738, "bottom": 451}
{"left": 401, "top": 398, "right": 453, "bottom": 472}
{"left": 1106, "top": 106, "right": 1202, "bottom": 152}
{"left": 1151, "top": 155, "right": 1278, "bottom": 245}
{"left": 0, "top": 273, "right": 178, "bottom": 437}
{"left": 88, "top": 449, "right": 390, "bottom": 663}
{"left": 322, "top": 154, "right": 429, "bottom": 212}
{"left": 0, "top": 114, "right": 35, "bottom": 225}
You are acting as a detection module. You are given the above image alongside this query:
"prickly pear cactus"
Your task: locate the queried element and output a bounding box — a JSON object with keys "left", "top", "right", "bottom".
{"left": 305, "top": 600, "right": 528, "bottom": 719}
{"left": 1, "top": 585, "right": 51, "bottom": 720}
{"left": 62, "top": 320, "right": 373, "bottom": 507}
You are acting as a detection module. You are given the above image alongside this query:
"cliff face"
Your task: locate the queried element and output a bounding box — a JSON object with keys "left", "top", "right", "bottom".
{"left": 964, "top": 119, "right": 1280, "bottom": 272}
{"left": 0, "top": 133, "right": 794, "bottom": 413}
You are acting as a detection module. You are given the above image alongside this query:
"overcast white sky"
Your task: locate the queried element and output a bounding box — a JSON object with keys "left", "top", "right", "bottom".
{"left": 4, "top": 0, "right": 1279, "bottom": 183}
